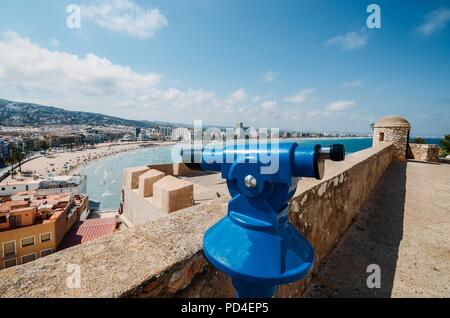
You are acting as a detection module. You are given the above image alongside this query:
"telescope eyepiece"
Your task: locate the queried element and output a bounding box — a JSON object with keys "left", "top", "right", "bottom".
{"left": 330, "top": 144, "right": 345, "bottom": 161}
{"left": 319, "top": 144, "right": 345, "bottom": 162}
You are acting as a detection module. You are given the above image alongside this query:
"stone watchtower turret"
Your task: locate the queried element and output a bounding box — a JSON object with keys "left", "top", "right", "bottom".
{"left": 372, "top": 115, "right": 411, "bottom": 161}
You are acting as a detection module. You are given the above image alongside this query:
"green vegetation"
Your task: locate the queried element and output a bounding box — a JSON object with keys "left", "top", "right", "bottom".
{"left": 412, "top": 137, "right": 427, "bottom": 144}
{"left": 40, "top": 140, "right": 49, "bottom": 153}
{"left": 5, "top": 146, "right": 26, "bottom": 178}
{"left": 440, "top": 135, "right": 450, "bottom": 158}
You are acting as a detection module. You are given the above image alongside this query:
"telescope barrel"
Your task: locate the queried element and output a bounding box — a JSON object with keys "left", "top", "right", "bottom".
{"left": 192, "top": 141, "right": 346, "bottom": 298}
{"left": 180, "top": 142, "right": 345, "bottom": 180}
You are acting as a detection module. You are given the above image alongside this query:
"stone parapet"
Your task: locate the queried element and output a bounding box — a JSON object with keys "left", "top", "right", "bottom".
{"left": 138, "top": 169, "right": 165, "bottom": 198}
{"left": 122, "top": 165, "right": 195, "bottom": 226}
{"left": 407, "top": 143, "right": 440, "bottom": 162}
{"left": 124, "top": 166, "right": 151, "bottom": 189}
{"left": 145, "top": 163, "right": 196, "bottom": 177}
{"left": 0, "top": 143, "right": 396, "bottom": 298}
{"left": 153, "top": 176, "right": 194, "bottom": 213}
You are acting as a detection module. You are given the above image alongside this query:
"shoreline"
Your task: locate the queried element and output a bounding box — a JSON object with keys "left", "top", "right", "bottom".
{"left": 12, "top": 137, "right": 372, "bottom": 213}
{"left": 4, "top": 141, "right": 175, "bottom": 181}
{"left": 70, "top": 142, "right": 176, "bottom": 175}
{"left": 4, "top": 136, "right": 373, "bottom": 181}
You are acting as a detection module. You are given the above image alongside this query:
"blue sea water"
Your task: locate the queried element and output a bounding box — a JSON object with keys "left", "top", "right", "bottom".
{"left": 422, "top": 138, "right": 443, "bottom": 145}
{"left": 79, "top": 138, "right": 374, "bottom": 211}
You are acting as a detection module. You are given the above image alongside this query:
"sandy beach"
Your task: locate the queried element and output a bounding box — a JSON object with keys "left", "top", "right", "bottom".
{"left": 5, "top": 141, "right": 173, "bottom": 181}
{"left": 3, "top": 137, "right": 373, "bottom": 182}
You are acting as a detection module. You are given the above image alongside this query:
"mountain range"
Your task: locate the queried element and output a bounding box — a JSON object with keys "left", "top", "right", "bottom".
{"left": 0, "top": 99, "right": 178, "bottom": 128}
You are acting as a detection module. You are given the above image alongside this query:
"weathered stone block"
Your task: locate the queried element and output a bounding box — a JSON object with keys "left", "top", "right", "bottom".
{"left": 407, "top": 143, "right": 440, "bottom": 162}
{"left": 153, "top": 176, "right": 194, "bottom": 213}
{"left": 147, "top": 163, "right": 196, "bottom": 177}
{"left": 173, "top": 163, "right": 196, "bottom": 176}
{"left": 147, "top": 164, "right": 175, "bottom": 176}
{"left": 124, "top": 166, "right": 151, "bottom": 190}
{"left": 138, "top": 169, "right": 165, "bottom": 198}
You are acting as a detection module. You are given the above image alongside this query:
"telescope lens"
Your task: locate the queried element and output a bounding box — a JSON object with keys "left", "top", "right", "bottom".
{"left": 318, "top": 144, "right": 345, "bottom": 161}
{"left": 330, "top": 144, "right": 345, "bottom": 161}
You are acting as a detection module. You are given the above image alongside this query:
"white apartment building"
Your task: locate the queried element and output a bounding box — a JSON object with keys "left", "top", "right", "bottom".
{"left": 171, "top": 128, "right": 192, "bottom": 142}
{"left": 0, "top": 175, "right": 87, "bottom": 197}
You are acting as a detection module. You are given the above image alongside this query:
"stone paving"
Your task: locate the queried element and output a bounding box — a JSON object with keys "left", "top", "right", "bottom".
{"left": 305, "top": 161, "right": 450, "bottom": 297}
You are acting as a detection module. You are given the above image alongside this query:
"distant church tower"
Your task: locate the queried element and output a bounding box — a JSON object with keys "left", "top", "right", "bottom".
{"left": 372, "top": 115, "right": 411, "bottom": 161}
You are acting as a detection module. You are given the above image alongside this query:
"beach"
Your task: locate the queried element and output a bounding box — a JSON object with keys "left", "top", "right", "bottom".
{"left": 5, "top": 141, "right": 174, "bottom": 181}
{"left": 7, "top": 137, "right": 440, "bottom": 182}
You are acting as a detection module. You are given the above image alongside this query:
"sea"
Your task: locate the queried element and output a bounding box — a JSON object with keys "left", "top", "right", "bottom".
{"left": 79, "top": 137, "right": 443, "bottom": 211}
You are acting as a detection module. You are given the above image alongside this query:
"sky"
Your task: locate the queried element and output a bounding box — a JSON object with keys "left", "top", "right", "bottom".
{"left": 0, "top": 0, "right": 449, "bottom": 136}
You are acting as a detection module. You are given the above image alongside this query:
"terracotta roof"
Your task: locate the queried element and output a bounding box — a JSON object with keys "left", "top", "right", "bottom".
{"left": 0, "top": 200, "right": 30, "bottom": 213}
{"left": 59, "top": 217, "right": 117, "bottom": 250}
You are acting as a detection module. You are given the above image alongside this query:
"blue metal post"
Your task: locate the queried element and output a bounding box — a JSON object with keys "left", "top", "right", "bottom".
{"left": 181, "top": 142, "right": 345, "bottom": 298}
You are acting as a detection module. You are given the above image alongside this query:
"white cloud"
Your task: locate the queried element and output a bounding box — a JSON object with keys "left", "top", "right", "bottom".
{"left": 0, "top": 32, "right": 247, "bottom": 125}
{"left": 261, "top": 100, "right": 277, "bottom": 110}
{"left": 326, "top": 100, "right": 356, "bottom": 112}
{"left": 341, "top": 79, "right": 362, "bottom": 88}
{"left": 81, "top": 0, "right": 168, "bottom": 39}
{"left": 137, "top": 88, "right": 218, "bottom": 117}
{"left": 229, "top": 88, "right": 247, "bottom": 102}
{"left": 326, "top": 31, "right": 368, "bottom": 50}
{"left": 262, "top": 71, "right": 278, "bottom": 83}
{"left": 0, "top": 32, "right": 217, "bottom": 118}
{"left": 306, "top": 110, "right": 321, "bottom": 118}
{"left": 251, "top": 95, "right": 263, "bottom": 103}
{"left": 417, "top": 8, "right": 450, "bottom": 36}
{"left": 284, "top": 88, "right": 316, "bottom": 104}
{"left": 0, "top": 32, "right": 372, "bottom": 131}
{"left": 0, "top": 32, "right": 160, "bottom": 98}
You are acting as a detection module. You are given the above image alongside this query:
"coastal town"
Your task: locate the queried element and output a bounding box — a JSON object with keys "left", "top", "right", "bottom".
{"left": 0, "top": 116, "right": 373, "bottom": 178}
{"left": 1, "top": 115, "right": 448, "bottom": 272}
{"left": 0, "top": 0, "right": 449, "bottom": 304}
{"left": 0, "top": 116, "right": 378, "bottom": 270}
{"left": 0, "top": 114, "right": 448, "bottom": 298}
{"left": 0, "top": 118, "right": 179, "bottom": 269}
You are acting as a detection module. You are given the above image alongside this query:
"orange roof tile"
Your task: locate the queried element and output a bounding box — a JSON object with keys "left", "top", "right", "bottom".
{"left": 59, "top": 217, "right": 117, "bottom": 250}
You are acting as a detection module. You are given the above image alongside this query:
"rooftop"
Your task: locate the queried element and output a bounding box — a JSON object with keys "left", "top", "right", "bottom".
{"left": 373, "top": 115, "right": 411, "bottom": 128}
{"left": 0, "top": 192, "right": 87, "bottom": 231}
{"left": 59, "top": 217, "right": 117, "bottom": 250}
{"left": 0, "top": 192, "right": 71, "bottom": 213}
{"left": 0, "top": 175, "right": 84, "bottom": 188}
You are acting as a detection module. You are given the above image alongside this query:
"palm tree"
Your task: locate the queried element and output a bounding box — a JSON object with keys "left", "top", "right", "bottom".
{"left": 5, "top": 143, "right": 16, "bottom": 178}
{"left": 15, "top": 149, "right": 25, "bottom": 173}
{"left": 440, "top": 135, "right": 450, "bottom": 158}
{"left": 5, "top": 157, "right": 15, "bottom": 178}
{"left": 7, "top": 147, "right": 26, "bottom": 176}
{"left": 41, "top": 139, "right": 49, "bottom": 153}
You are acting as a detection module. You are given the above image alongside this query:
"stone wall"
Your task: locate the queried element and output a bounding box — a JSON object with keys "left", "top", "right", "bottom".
{"left": 121, "top": 164, "right": 195, "bottom": 226}
{"left": 373, "top": 127, "right": 410, "bottom": 160}
{"left": 0, "top": 143, "right": 395, "bottom": 298}
{"left": 407, "top": 143, "right": 440, "bottom": 162}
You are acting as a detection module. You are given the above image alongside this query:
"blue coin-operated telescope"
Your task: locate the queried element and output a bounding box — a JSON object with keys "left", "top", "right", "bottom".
{"left": 181, "top": 142, "right": 345, "bottom": 298}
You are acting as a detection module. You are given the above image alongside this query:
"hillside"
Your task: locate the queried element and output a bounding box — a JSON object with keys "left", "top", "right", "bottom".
{"left": 0, "top": 99, "right": 165, "bottom": 128}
